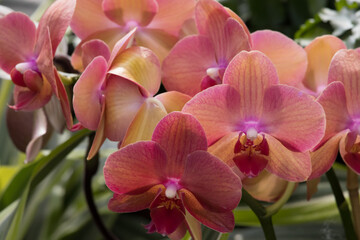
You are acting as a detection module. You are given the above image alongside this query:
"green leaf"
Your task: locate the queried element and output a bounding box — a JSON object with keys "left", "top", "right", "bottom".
{"left": 3, "top": 130, "right": 90, "bottom": 240}
{"left": 0, "top": 200, "right": 19, "bottom": 240}
{"left": 0, "top": 166, "right": 19, "bottom": 192}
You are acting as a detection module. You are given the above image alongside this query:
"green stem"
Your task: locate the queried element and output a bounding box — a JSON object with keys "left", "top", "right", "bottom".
{"left": 83, "top": 134, "right": 120, "bottom": 240}
{"left": 326, "top": 167, "right": 357, "bottom": 240}
{"left": 265, "top": 182, "right": 296, "bottom": 217}
{"left": 241, "top": 190, "right": 277, "bottom": 240}
{"left": 58, "top": 71, "right": 80, "bottom": 86}
{"left": 347, "top": 167, "right": 360, "bottom": 239}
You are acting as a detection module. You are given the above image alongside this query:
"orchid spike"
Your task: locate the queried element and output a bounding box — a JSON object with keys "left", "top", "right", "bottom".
{"left": 183, "top": 50, "right": 325, "bottom": 181}
{"left": 104, "top": 112, "right": 242, "bottom": 239}
{"left": 70, "top": 0, "right": 196, "bottom": 67}
{"left": 0, "top": 0, "right": 75, "bottom": 129}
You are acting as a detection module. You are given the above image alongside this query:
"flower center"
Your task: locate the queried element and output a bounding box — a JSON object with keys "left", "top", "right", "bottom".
{"left": 165, "top": 183, "right": 178, "bottom": 199}
{"left": 206, "top": 67, "right": 220, "bottom": 81}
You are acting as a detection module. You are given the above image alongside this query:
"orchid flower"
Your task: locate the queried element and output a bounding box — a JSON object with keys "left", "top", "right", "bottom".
{"left": 162, "top": 0, "right": 307, "bottom": 96}
{"left": 103, "top": 112, "right": 242, "bottom": 239}
{"left": 183, "top": 50, "right": 325, "bottom": 181}
{"left": 73, "top": 31, "right": 190, "bottom": 158}
{"left": 162, "top": 0, "right": 251, "bottom": 96}
{"left": 310, "top": 49, "right": 360, "bottom": 178}
{"left": 0, "top": 0, "right": 75, "bottom": 129}
{"left": 70, "top": 0, "right": 196, "bottom": 70}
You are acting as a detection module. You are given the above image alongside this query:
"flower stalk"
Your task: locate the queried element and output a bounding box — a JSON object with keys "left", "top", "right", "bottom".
{"left": 241, "top": 190, "right": 277, "bottom": 240}
{"left": 326, "top": 167, "right": 357, "bottom": 240}
{"left": 347, "top": 167, "right": 360, "bottom": 239}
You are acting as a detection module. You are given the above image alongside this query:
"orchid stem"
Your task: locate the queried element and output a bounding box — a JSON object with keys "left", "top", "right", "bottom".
{"left": 265, "top": 182, "right": 296, "bottom": 217}
{"left": 84, "top": 134, "right": 120, "bottom": 240}
{"left": 326, "top": 167, "right": 357, "bottom": 240}
{"left": 347, "top": 167, "right": 360, "bottom": 239}
{"left": 242, "top": 190, "right": 277, "bottom": 240}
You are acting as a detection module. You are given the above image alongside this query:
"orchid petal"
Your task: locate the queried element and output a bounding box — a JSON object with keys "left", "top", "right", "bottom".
{"left": 328, "top": 49, "right": 360, "bottom": 118}
{"left": 208, "top": 132, "right": 240, "bottom": 167}
{"left": 224, "top": 7, "right": 252, "bottom": 46}
{"left": 180, "top": 150, "right": 241, "bottom": 211}
{"left": 162, "top": 35, "right": 216, "bottom": 96}
{"left": 108, "top": 185, "right": 163, "bottom": 212}
{"left": 104, "top": 141, "right": 166, "bottom": 194}
{"left": 135, "top": 28, "right": 178, "bottom": 62}
{"left": 71, "top": 28, "right": 127, "bottom": 71}
{"left": 184, "top": 210, "right": 202, "bottom": 240}
{"left": 81, "top": 39, "right": 111, "bottom": 71}
{"left": 303, "top": 35, "right": 346, "bottom": 93}
{"left": 152, "top": 112, "right": 207, "bottom": 178}
{"left": 70, "top": 0, "right": 119, "bottom": 39}
{"left": 167, "top": 222, "right": 188, "bottom": 240}
{"left": 0, "top": 12, "right": 36, "bottom": 73}
{"left": 108, "top": 28, "right": 136, "bottom": 66}
{"left": 105, "top": 75, "right": 145, "bottom": 141}
{"left": 102, "top": 0, "right": 158, "bottom": 27}
{"left": 182, "top": 84, "right": 241, "bottom": 144}
{"left": 73, "top": 56, "right": 107, "bottom": 130}
{"left": 120, "top": 98, "right": 167, "bottom": 148}
{"left": 43, "top": 96, "right": 66, "bottom": 133}
{"left": 265, "top": 134, "right": 311, "bottom": 181}
{"left": 147, "top": 0, "right": 196, "bottom": 36}
{"left": 54, "top": 70, "right": 73, "bottom": 130}
{"left": 223, "top": 50, "right": 278, "bottom": 120}
{"left": 35, "top": 0, "right": 76, "bottom": 55}
{"left": 243, "top": 170, "right": 289, "bottom": 202}
{"left": 307, "top": 178, "right": 321, "bottom": 200}
{"left": 260, "top": 84, "right": 325, "bottom": 152}
{"left": 309, "top": 131, "right": 346, "bottom": 180}
{"left": 155, "top": 91, "right": 191, "bottom": 113}
{"left": 25, "top": 109, "right": 48, "bottom": 163}
{"left": 180, "top": 189, "right": 235, "bottom": 232}
{"left": 316, "top": 81, "right": 349, "bottom": 145}
{"left": 87, "top": 105, "right": 106, "bottom": 160}
{"left": 339, "top": 133, "right": 360, "bottom": 174}
{"left": 109, "top": 46, "right": 161, "bottom": 96}
{"left": 251, "top": 30, "right": 307, "bottom": 86}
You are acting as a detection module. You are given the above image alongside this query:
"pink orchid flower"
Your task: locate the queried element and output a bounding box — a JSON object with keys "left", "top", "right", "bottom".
{"left": 0, "top": 0, "right": 75, "bottom": 129}
{"left": 162, "top": 0, "right": 307, "bottom": 96}
{"left": 183, "top": 50, "right": 325, "bottom": 181}
{"left": 310, "top": 49, "right": 360, "bottom": 177}
{"left": 73, "top": 31, "right": 190, "bottom": 158}
{"left": 70, "top": 0, "right": 196, "bottom": 69}
{"left": 301, "top": 35, "right": 346, "bottom": 96}
{"left": 104, "top": 112, "right": 242, "bottom": 239}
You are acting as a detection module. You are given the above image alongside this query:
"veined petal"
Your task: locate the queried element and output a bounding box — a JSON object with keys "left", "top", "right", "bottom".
{"left": 243, "top": 170, "right": 289, "bottom": 202}
{"left": 108, "top": 185, "right": 163, "bottom": 212}
{"left": 260, "top": 85, "right": 325, "bottom": 152}
{"left": 152, "top": 112, "right": 207, "bottom": 178}
{"left": 180, "top": 150, "right": 241, "bottom": 212}
{"left": 73, "top": 56, "right": 107, "bottom": 130}
{"left": 87, "top": 104, "right": 106, "bottom": 160}
{"left": 54, "top": 69, "right": 73, "bottom": 130}
{"left": 339, "top": 132, "right": 360, "bottom": 174}
{"left": 35, "top": 0, "right": 76, "bottom": 55}
{"left": 104, "top": 75, "right": 145, "bottom": 141}
{"left": 71, "top": 28, "right": 127, "bottom": 71}
{"left": 303, "top": 35, "right": 346, "bottom": 93}
{"left": 265, "top": 134, "right": 312, "bottom": 182}
{"left": 309, "top": 131, "right": 347, "bottom": 180}
{"left": 251, "top": 30, "right": 307, "bottom": 86}
{"left": 182, "top": 84, "right": 241, "bottom": 144}
{"left": 162, "top": 35, "right": 216, "bottom": 96}
{"left": 109, "top": 46, "right": 161, "bottom": 96}
{"left": 0, "top": 12, "right": 36, "bottom": 73}
{"left": 316, "top": 81, "right": 350, "bottom": 145}
{"left": 180, "top": 189, "right": 235, "bottom": 232}
{"left": 70, "top": 0, "right": 119, "bottom": 39}
{"left": 135, "top": 28, "right": 178, "bottom": 62}
{"left": 81, "top": 39, "right": 111, "bottom": 71}
{"left": 108, "top": 28, "right": 136, "bottom": 66}
{"left": 223, "top": 51, "right": 279, "bottom": 120}
{"left": 102, "top": 0, "right": 158, "bottom": 27}
{"left": 224, "top": 7, "right": 252, "bottom": 46}
{"left": 155, "top": 91, "right": 191, "bottom": 113}
{"left": 147, "top": 0, "right": 196, "bottom": 36}
{"left": 120, "top": 98, "right": 167, "bottom": 148}
{"left": 208, "top": 132, "right": 240, "bottom": 167}
{"left": 104, "top": 141, "right": 166, "bottom": 194}
{"left": 328, "top": 49, "right": 360, "bottom": 118}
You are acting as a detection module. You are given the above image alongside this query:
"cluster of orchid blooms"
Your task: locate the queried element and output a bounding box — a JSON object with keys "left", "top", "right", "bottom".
{"left": 1, "top": 0, "right": 360, "bottom": 239}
